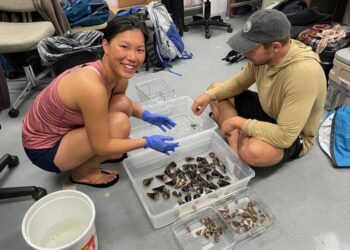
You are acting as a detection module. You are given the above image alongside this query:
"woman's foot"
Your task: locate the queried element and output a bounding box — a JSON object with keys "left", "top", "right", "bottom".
{"left": 71, "top": 168, "right": 119, "bottom": 188}
{"left": 101, "top": 153, "right": 128, "bottom": 164}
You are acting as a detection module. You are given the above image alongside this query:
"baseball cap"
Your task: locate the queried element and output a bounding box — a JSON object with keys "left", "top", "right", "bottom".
{"left": 227, "top": 9, "right": 291, "bottom": 52}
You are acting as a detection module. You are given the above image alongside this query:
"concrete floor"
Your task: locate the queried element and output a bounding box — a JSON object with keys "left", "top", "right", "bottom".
{"left": 1, "top": 14, "right": 350, "bottom": 250}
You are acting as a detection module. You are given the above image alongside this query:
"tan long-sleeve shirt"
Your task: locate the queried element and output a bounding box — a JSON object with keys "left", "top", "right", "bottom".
{"left": 206, "top": 40, "right": 326, "bottom": 156}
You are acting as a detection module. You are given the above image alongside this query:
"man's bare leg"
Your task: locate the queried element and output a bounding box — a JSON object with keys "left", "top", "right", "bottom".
{"left": 210, "top": 99, "right": 240, "bottom": 153}
{"left": 210, "top": 99, "right": 284, "bottom": 167}
{"left": 238, "top": 136, "right": 284, "bottom": 167}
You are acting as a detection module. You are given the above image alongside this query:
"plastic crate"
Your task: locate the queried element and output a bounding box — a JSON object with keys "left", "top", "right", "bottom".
{"left": 122, "top": 131, "right": 255, "bottom": 228}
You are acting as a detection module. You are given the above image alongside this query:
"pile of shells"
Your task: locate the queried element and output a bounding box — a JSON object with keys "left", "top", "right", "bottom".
{"left": 218, "top": 201, "right": 269, "bottom": 234}
{"left": 143, "top": 152, "right": 232, "bottom": 205}
{"left": 186, "top": 216, "right": 224, "bottom": 243}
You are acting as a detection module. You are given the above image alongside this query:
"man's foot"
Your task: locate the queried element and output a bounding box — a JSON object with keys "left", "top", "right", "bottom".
{"left": 209, "top": 112, "right": 220, "bottom": 127}
{"left": 70, "top": 168, "right": 119, "bottom": 188}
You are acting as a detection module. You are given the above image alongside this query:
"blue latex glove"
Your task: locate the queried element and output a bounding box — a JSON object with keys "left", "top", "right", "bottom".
{"left": 144, "top": 135, "right": 179, "bottom": 155}
{"left": 142, "top": 110, "right": 176, "bottom": 132}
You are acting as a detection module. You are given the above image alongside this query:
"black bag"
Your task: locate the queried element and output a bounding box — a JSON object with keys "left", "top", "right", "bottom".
{"left": 37, "top": 30, "right": 103, "bottom": 75}
{"left": 221, "top": 50, "right": 244, "bottom": 64}
{"left": 273, "top": 0, "right": 332, "bottom": 38}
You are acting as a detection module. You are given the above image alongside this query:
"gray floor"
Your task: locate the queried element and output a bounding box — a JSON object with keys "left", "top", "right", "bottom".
{"left": 1, "top": 14, "right": 350, "bottom": 250}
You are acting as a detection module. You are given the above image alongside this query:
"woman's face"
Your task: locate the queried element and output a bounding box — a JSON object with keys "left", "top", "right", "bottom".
{"left": 103, "top": 29, "right": 146, "bottom": 79}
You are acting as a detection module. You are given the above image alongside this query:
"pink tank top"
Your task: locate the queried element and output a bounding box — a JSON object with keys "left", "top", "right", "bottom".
{"left": 22, "top": 60, "right": 107, "bottom": 149}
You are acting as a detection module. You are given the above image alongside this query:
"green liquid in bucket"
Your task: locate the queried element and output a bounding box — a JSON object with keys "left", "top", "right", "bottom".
{"left": 40, "top": 219, "right": 88, "bottom": 248}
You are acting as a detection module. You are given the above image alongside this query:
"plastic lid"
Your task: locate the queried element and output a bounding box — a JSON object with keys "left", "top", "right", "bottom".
{"left": 335, "top": 47, "right": 350, "bottom": 65}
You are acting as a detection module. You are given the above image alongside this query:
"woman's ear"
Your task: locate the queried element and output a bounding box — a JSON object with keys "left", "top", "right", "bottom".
{"left": 102, "top": 39, "right": 109, "bottom": 55}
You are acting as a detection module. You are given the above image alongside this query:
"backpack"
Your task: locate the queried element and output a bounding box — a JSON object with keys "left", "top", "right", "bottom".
{"left": 147, "top": 1, "right": 192, "bottom": 70}
{"left": 61, "top": 0, "right": 110, "bottom": 27}
{"left": 318, "top": 105, "right": 350, "bottom": 168}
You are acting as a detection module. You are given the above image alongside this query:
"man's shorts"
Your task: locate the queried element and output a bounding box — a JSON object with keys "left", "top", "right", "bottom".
{"left": 24, "top": 139, "right": 62, "bottom": 173}
{"left": 234, "top": 90, "right": 303, "bottom": 164}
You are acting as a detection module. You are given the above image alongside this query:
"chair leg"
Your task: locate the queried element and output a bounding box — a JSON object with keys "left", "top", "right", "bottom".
{"left": 184, "top": 0, "right": 233, "bottom": 39}
{"left": 8, "top": 65, "right": 51, "bottom": 118}
{"left": 0, "top": 154, "right": 47, "bottom": 201}
{"left": 185, "top": 19, "right": 206, "bottom": 28}
{"left": 0, "top": 186, "right": 47, "bottom": 200}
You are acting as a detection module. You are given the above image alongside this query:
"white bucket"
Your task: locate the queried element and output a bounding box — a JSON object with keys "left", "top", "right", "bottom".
{"left": 22, "top": 190, "right": 98, "bottom": 250}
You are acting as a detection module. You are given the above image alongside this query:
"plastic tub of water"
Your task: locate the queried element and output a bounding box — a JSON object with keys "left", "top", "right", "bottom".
{"left": 128, "top": 96, "right": 218, "bottom": 156}
{"left": 22, "top": 190, "right": 97, "bottom": 250}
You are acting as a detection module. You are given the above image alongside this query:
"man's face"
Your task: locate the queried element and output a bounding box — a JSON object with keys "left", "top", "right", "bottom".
{"left": 242, "top": 44, "right": 274, "bottom": 66}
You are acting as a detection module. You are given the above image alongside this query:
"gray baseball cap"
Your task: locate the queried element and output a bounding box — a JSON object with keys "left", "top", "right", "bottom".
{"left": 227, "top": 9, "right": 291, "bottom": 52}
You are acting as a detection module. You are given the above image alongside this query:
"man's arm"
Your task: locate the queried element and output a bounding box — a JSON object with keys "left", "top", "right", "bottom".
{"left": 205, "top": 62, "right": 256, "bottom": 100}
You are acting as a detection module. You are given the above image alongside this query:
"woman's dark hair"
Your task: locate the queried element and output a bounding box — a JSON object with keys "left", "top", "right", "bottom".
{"left": 103, "top": 15, "right": 149, "bottom": 44}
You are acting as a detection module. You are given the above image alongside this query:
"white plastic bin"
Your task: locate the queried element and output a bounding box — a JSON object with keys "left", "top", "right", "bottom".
{"left": 128, "top": 96, "right": 218, "bottom": 156}
{"left": 123, "top": 131, "right": 255, "bottom": 228}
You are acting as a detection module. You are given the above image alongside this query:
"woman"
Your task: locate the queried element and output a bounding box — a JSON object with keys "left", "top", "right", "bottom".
{"left": 22, "top": 16, "right": 179, "bottom": 188}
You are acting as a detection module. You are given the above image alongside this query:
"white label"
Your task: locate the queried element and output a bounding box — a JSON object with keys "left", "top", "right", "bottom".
{"left": 202, "top": 242, "right": 214, "bottom": 250}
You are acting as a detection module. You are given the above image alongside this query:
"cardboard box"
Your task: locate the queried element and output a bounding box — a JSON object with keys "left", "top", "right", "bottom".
{"left": 118, "top": 0, "right": 151, "bottom": 8}
{"left": 109, "top": 0, "right": 157, "bottom": 14}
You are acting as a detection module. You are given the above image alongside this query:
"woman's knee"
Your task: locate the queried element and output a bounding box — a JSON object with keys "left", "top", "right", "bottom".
{"left": 207, "top": 82, "right": 221, "bottom": 90}
{"left": 109, "top": 112, "right": 130, "bottom": 138}
{"left": 109, "top": 94, "right": 133, "bottom": 116}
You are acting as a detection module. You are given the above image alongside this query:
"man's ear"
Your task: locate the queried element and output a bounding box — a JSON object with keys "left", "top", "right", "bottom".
{"left": 102, "top": 39, "right": 109, "bottom": 55}
{"left": 271, "top": 41, "right": 282, "bottom": 51}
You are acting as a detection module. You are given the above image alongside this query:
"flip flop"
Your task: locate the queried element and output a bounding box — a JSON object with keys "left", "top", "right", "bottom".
{"left": 101, "top": 153, "right": 128, "bottom": 164}
{"left": 70, "top": 169, "right": 119, "bottom": 188}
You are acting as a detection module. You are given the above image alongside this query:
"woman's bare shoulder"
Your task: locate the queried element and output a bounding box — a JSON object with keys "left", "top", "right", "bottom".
{"left": 58, "top": 67, "right": 108, "bottom": 110}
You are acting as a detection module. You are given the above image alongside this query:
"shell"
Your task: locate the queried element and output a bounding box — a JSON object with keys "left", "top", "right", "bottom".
{"left": 152, "top": 185, "right": 166, "bottom": 193}
{"left": 217, "top": 179, "right": 230, "bottom": 187}
{"left": 211, "top": 169, "right": 224, "bottom": 179}
{"left": 147, "top": 192, "right": 159, "bottom": 200}
{"left": 143, "top": 177, "right": 153, "bottom": 186}
{"left": 185, "top": 156, "right": 195, "bottom": 162}
{"left": 156, "top": 174, "right": 168, "bottom": 182}
{"left": 165, "top": 179, "right": 176, "bottom": 186}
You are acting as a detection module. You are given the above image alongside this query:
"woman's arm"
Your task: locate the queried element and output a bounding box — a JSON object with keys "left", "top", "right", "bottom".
{"left": 69, "top": 72, "right": 147, "bottom": 156}
{"left": 114, "top": 78, "right": 144, "bottom": 119}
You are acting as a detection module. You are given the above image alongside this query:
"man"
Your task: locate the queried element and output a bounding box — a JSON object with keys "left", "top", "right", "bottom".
{"left": 192, "top": 9, "right": 326, "bottom": 167}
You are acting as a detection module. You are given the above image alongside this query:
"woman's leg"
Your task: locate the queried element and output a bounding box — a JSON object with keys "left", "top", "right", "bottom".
{"left": 54, "top": 95, "right": 133, "bottom": 184}
{"left": 54, "top": 112, "right": 130, "bottom": 184}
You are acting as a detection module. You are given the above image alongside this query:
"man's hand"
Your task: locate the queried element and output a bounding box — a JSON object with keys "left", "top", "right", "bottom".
{"left": 191, "top": 93, "right": 211, "bottom": 116}
{"left": 142, "top": 110, "right": 176, "bottom": 132}
{"left": 221, "top": 116, "right": 246, "bottom": 136}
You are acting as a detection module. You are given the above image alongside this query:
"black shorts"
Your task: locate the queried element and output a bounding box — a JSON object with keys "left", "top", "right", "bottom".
{"left": 234, "top": 90, "right": 303, "bottom": 164}
{"left": 24, "top": 139, "right": 62, "bottom": 173}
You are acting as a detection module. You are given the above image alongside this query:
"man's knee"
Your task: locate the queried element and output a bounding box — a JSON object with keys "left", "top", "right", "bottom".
{"left": 109, "top": 94, "right": 133, "bottom": 116}
{"left": 109, "top": 112, "right": 130, "bottom": 138}
{"left": 207, "top": 82, "right": 221, "bottom": 90}
{"left": 238, "top": 142, "right": 283, "bottom": 167}
{"left": 238, "top": 145, "right": 261, "bottom": 166}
